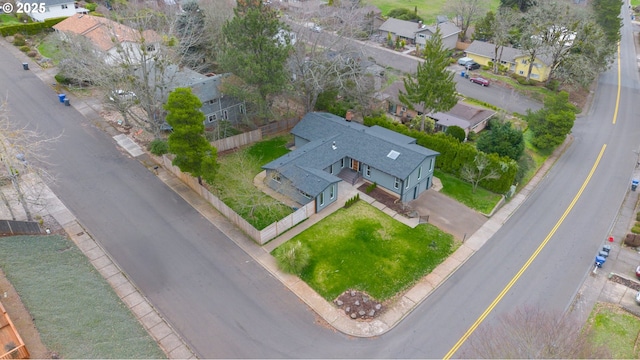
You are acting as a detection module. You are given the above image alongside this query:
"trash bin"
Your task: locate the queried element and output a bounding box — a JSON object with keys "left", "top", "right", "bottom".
{"left": 58, "top": 94, "right": 66, "bottom": 103}
{"left": 64, "top": 98, "right": 70, "bottom": 106}
{"left": 22, "top": 63, "right": 28, "bottom": 70}
{"left": 460, "top": 71, "right": 465, "bottom": 78}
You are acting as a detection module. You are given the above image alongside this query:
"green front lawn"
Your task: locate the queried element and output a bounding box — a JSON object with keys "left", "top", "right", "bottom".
{"left": 0, "top": 14, "right": 20, "bottom": 25}
{"left": 274, "top": 201, "right": 456, "bottom": 301}
{"left": 0, "top": 235, "right": 165, "bottom": 359}
{"left": 212, "top": 135, "right": 293, "bottom": 230}
{"left": 435, "top": 170, "right": 502, "bottom": 214}
{"left": 37, "top": 34, "right": 62, "bottom": 63}
{"left": 586, "top": 303, "right": 640, "bottom": 359}
{"left": 366, "top": 0, "right": 500, "bottom": 23}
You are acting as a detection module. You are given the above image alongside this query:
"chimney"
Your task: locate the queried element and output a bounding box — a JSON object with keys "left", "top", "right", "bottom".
{"left": 345, "top": 110, "right": 353, "bottom": 122}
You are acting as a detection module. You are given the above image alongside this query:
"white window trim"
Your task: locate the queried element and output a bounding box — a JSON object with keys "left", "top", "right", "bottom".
{"left": 405, "top": 177, "right": 410, "bottom": 189}
{"left": 364, "top": 164, "right": 370, "bottom": 177}
{"left": 394, "top": 177, "right": 400, "bottom": 189}
{"left": 319, "top": 192, "right": 324, "bottom": 206}
{"left": 417, "top": 166, "right": 422, "bottom": 180}
{"left": 330, "top": 185, "right": 335, "bottom": 199}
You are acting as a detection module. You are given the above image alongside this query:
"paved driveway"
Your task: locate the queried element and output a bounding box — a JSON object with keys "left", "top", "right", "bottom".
{"left": 408, "top": 186, "right": 488, "bottom": 242}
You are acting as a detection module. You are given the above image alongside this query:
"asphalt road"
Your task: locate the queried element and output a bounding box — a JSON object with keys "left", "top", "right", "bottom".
{"left": 0, "top": 7, "right": 637, "bottom": 358}
{"left": 291, "top": 22, "right": 543, "bottom": 115}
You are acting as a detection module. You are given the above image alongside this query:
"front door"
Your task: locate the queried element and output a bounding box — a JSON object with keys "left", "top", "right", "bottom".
{"left": 351, "top": 159, "right": 360, "bottom": 172}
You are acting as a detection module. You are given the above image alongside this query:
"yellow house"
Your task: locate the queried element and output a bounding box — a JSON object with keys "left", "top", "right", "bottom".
{"left": 464, "top": 40, "right": 551, "bottom": 82}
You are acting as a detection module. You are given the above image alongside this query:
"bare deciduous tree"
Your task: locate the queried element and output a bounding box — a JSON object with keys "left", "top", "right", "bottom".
{"left": 460, "top": 153, "right": 502, "bottom": 193}
{"left": 463, "top": 306, "right": 610, "bottom": 358}
{"left": 444, "top": 0, "right": 490, "bottom": 41}
{"left": 0, "top": 100, "right": 59, "bottom": 221}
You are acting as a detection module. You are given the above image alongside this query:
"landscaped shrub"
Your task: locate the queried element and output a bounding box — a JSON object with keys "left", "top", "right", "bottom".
{"left": 545, "top": 79, "right": 560, "bottom": 92}
{"left": 632, "top": 225, "right": 640, "bottom": 234}
{"left": 344, "top": 193, "right": 360, "bottom": 208}
{"left": 636, "top": 212, "right": 640, "bottom": 221}
{"left": 85, "top": 3, "right": 97, "bottom": 11}
{"left": 148, "top": 138, "right": 169, "bottom": 155}
{"left": 365, "top": 182, "right": 377, "bottom": 194}
{"left": 273, "top": 240, "right": 311, "bottom": 275}
{"left": 13, "top": 34, "right": 26, "bottom": 46}
{"left": 445, "top": 125, "right": 466, "bottom": 142}
{"left": 0, "top": 17, "right": 66, "bottom": 36}
{"left": 27, "top": 50, "right": 37, "bottom": 57}
{"left": 54, "top": 73, "right": 71, "bottom": 85}
{"left": 19, "top": 45, "right": 30, "bottom": 52}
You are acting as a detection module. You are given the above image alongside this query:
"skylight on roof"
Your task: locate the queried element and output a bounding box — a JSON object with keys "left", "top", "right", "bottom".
{"left": 387, "top": 150, "right": 400, "bottom": 160}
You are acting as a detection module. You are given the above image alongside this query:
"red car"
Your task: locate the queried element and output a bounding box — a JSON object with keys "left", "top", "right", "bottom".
{"left": 470, "top": 76, "right": 490, "bottom": 87}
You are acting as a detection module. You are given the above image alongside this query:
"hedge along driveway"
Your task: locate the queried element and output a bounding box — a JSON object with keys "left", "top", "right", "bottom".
{"left": 277, "top": 201, "right": 457, "bottom": 301}
{"left": 0, "top": 235, "right": 165, "bottom": 359}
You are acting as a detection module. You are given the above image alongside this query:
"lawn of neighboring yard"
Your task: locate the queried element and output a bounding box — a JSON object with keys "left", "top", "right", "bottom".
{"left": 274, "top": 201, "right": 456, "bottom": 301}
{"left": 37, "top": 35, "right": 62, "bottom": 64}
{"left": 434, "top": 170, "right": 502, "bottom": 214}
{"left": 586, "top": 302, "right": 640, "bottom": 359}
{"left": 0, "top": 14, "right": 20, "bottom": 25}
{"left": 365, "top": 0, "right": 500, "bottom": 23}
{"left": 0, "top": 235, "right": 165, "bottom": 359}
{"left": 212, "top": 135, "right": 294, "bottom": 230}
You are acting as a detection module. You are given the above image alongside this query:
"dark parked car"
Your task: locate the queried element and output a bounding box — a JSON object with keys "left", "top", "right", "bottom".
{"left": 469, "top": 76, "right": 490, "bottom": 87}
{"left": 465, "top": 62, "right": 481, "bottom": 70}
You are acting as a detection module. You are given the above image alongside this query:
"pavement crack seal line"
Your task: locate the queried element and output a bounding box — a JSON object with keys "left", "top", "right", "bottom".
{"left": 443, "top": 144, "right": 607, "bottom": 359}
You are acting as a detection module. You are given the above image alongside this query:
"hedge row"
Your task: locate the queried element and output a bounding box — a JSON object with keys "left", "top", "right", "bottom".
{"left": 363, "top": 115, "right": 517, "bottom": 193}
{"left": 0, "top": 17, "right": 67, "bottom": 36}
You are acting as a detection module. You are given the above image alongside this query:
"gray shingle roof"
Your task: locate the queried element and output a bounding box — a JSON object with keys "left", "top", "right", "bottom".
{"left": 465, "top": 40, "right": 522, "bottom": 64}
{"left": 264, "top": 112, "right": 438, "bottom": 196}
{"left": 417, "top": 22, "right": 461, "bottom": 39}
{"left": 379, "top": 18, "right": 422, "bottom": 39}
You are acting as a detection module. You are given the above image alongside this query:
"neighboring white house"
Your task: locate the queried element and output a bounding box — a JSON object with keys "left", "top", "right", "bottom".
{"left": 19, "top": 0, "right": 88, "bottom": 22}
{"left": 53, "top": 14, "right": 160, "bottom": 65}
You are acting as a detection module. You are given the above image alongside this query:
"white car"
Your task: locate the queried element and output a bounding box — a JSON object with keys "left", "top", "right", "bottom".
{"left": 109, "top": 90, "right": 137, "bottom": 102}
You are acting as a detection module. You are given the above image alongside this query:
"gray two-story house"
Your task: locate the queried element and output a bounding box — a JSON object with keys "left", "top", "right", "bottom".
{"left": 262, "top": 112, "right": 439, "bottom": 212}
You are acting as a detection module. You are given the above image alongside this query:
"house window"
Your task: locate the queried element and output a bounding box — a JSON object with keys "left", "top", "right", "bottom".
{"left": 271, "top": 172, "right": 281, "bottom": 183}
{"left": 299, "top": 190, "right": 312, "bottom": 199}
{"left": 329, "top": 165, "right": 334, "bottom": 174}
{"left": 417, "top": 166, "right": 422, "bottom": 180}
{"left": 209, "top": 99, "right": 218, "bottom": 104}
{"left": 146, "top": 44, "right": 156, "bottom": 52}
{"left": 223, "top": 110, "right": 228, "bottom": 120}
{"left": 330, "top": 185, "right": 335, "bottom": 199}
{"left": 531, "top": 73, "right": 540, "bottom": 79}
{"left": 521, "top": 59, "right": 527, "bottom": 64}
{"left": 207, "top": 114, "right": 216, "bottom": 123}
{"left": 401, "top": 106, "right": 407, "bottom": 111}
{"left": 405, "top": 177, "right": 410, "bottom": 189}
{"left": 319, "top": 192, "right": 325, "bottom": 206}
{"left": 519, "top": 70, "right": 524, "bottom": 75}
{"left": 61, "top": 4, "right": 68, "bottom": 8}
{"left": 429, "top": 158, "right": 434, "bottom": 171}
{"left": 341, "top": 158, "right": 345, "bottom": 168}
{"left": 394, "top": 177, "right": 400, "bottom": 189}
{"left": 364, "top": 165, "right": 371, "bottom": 177}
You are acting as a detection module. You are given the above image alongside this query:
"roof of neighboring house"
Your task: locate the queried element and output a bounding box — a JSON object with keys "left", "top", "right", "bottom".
{"left": 428, "top": 103, "right": 496, "bottom": 129}
{"left": 416, "top": 21, "right": 461, "bottom": 39}
{"left": 53, "top": 14, "right": 160, "bottom": 52}
{"left": 379, "top": 18, "right": 461, "bottom": 40}
{"left": 465, "top": 40, "right": 551, "bottom": 66}
{"left": 378, "top": 18, "right": 422, "bottom": 39}
{"left": 263, "top": 112, "right": 438, "bottom": 196}
{"left": 381, "top": 80, "right": 426, "bottom": 113}
{"left": 33, "top": 0, "right": 74, "bottom": 5}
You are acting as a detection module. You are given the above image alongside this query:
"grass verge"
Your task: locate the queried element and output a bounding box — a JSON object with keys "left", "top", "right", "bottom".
{"left": 0, "top": 14, "right": 20, "bottom": 25}
{"left": 586, "top": 302, "right": 640, "bottom": 359}
{"left": 212, "top": 135, "right": 293, "bottom": 230}
{"left": 36, "top": 35, "right": 62, "bottom": 64}
{"left": 366, "top": 0, "right": 500, "bottom": 23}
{"left": 0, "top": 235, "right": 165, "bottom": 359}
{"left": 434, "top": 169, "right": 502, "bottom": 214}
{"left": 273, "top": 201, "right": 456, "bottom": 301}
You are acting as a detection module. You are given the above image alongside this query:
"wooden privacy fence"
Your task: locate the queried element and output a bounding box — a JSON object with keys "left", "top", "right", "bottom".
{"left": 210, "top": 118, "right": 301, "bottom": 152}
{"left": 162, "top": 155, "right": 314, "bottom": 244}
{"left": 0, "top": 220, "right": 41, "bottom": 237}
{"left": 0, "top": 301, "right": 29, "bottom": 359}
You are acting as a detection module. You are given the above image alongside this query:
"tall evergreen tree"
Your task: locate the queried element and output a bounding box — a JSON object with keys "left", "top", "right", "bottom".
{"left": 220, "top": 0, "right": 292, "bottom": 116}
{"left": 165, "top": 88, "right": 218, "bottom": 185}
{"left": 399, "top": 28, "right": 457, "bottom": 132}
{"left": 592, "top": 0, "right": 623, "bottom": 44}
